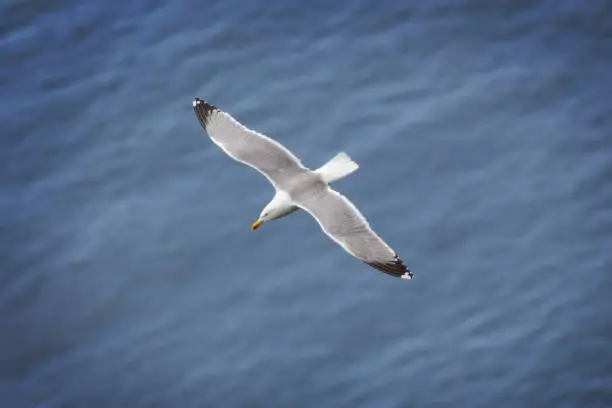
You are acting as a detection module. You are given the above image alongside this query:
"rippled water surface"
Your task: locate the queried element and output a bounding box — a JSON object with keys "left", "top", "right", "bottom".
{"left": 2, "top": 1, "right": 612, "bottom": 407}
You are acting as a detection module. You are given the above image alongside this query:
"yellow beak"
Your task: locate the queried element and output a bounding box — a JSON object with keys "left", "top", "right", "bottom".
{"left": 251, "top": 219, "right": 263, "bottom": 230}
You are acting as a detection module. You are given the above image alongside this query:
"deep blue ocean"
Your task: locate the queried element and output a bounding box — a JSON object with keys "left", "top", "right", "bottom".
{"left": 1, "top": 1, "right": 611, "bottom": 407}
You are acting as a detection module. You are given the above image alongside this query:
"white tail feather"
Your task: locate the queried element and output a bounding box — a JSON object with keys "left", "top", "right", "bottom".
{"left": 315, "top": 152, "right": 359, "bottom": 184}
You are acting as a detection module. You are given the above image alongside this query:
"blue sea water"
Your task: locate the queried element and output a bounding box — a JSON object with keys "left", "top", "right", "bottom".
{"left": 1, "top": 1, "right": 612, "bottom": 407}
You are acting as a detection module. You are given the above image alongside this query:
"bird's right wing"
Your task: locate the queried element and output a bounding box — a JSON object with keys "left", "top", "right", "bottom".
{"left": 193, "top": 98, "right": 309, "bottom": 189}
{"left": 295, "top": 187, "right": 413, "bottom": 279}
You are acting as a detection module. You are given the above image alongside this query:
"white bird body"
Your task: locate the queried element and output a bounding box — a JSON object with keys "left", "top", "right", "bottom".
{"left": 193, "top": 98, "right": 413, "bottom": 279}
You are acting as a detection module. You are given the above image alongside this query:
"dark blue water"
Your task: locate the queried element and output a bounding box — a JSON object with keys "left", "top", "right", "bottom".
{"left": 2, "top": 1, "right": 612, "bottom": 407}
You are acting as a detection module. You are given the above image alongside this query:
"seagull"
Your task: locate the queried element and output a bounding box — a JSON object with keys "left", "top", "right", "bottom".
{"left": 192, "top": 98, "right": 413, "bottom": 279}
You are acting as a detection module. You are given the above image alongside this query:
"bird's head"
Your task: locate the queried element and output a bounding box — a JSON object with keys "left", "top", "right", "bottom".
{"left": 252, "top": 193, "right": 298, "bottom": 230}
{"left": 251, "top": 210, "right": 270, "bottom": 230}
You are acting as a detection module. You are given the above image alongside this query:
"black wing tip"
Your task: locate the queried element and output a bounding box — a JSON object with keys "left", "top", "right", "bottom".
{"left": 192, "top": 98, "right": 217, "bottom": 126}
{"left": 366, "top": 254, "right": 414, "bottom": 280}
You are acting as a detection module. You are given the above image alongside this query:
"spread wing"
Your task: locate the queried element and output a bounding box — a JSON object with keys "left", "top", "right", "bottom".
{"left": 295, "top": 187, "right": 413, "bottom": 279}
{"left": 192, "top": 98, "right": 309, "bottom": 189}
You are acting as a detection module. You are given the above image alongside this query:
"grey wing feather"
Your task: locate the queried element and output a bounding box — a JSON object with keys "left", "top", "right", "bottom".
{"left": 193, "top": 98, "right": 308, "bottom": 189}
{"left": 295, "top": 187, "right": 413, "bottom": 279}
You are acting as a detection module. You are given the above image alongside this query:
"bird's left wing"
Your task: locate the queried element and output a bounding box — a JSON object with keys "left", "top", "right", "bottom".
{"left": 295, "top": 187, "right": 413, "bottom": 279}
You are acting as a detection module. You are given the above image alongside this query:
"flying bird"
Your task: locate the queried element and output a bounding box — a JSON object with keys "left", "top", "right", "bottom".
{"left": 192, "top": 98, "right": 413, "bottom": 279}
